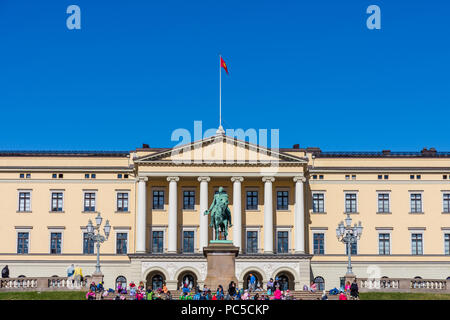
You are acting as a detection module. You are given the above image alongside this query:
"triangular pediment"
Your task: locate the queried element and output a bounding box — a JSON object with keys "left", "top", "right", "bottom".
{"left": 134, "top": 134, "right": 307, "bottom": 166}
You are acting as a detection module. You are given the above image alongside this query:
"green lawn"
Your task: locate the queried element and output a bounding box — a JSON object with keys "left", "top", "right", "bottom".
{"left": 360, "top": 292, "right": 450, "bottom": 300}
{"left": 0, "top": 291, "right": 86, "bottom": 300}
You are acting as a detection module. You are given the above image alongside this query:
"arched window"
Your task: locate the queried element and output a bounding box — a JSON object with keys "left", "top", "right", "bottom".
{"left": 116, "top": 276, "right": 127, "bottom": 290}
{"left": 414, "top": 276, "right": 422, "bottom": 279}
{"left": 18, "top": 275, "right": 25, "bottom": 278}
{"left": 152, "top": 274, "right": 164, "bottom": 290}
{"left": 314, "top": 276, "right": 325, "bottom": 291}
{"left": 51, "top": 275, "right": 59, "bottom": 277}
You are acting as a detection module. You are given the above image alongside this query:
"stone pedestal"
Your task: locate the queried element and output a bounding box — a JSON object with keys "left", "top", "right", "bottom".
{"left": 91, "top": 272, "right": 104, "bottom": 285}
{"left": 344, "top": 273, "right": 356, "bottom": 286}
{"left": 203, "top": 241, "right": 239, "bottom": 291}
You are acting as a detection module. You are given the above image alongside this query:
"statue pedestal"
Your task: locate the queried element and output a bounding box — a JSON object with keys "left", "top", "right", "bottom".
{"left": 203, "top": 241, "right": 239, "bottom": 291}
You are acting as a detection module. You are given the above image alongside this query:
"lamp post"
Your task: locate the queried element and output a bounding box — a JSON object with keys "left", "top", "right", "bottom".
{"left": 86, "top": 213, "right": 111, "bottom": 282}
{"left": 336, "top": 213, "right": 363, "bottom": 280}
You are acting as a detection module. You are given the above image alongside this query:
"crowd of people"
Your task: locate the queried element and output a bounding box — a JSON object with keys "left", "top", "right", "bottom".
{"left": 84, "top": 278, "right": 360, "bottom": 301}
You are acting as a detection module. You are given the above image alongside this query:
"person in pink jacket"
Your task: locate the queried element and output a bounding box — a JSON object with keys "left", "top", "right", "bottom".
{"left": 273, "top": 288, "right": 282, "bottom": 300}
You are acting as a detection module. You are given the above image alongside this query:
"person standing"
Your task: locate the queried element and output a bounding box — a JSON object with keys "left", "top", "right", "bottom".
{"left": 350, "top": 279, "right": 359, "bottom": 300}
{"left": 66, "top": 264, "right": 74, "bottom": 286}
{"left": 249, "top": 274, "right": 256, "bottom": 292}
{"left": 1, "top": 265, "right": 9, "bottom": 278}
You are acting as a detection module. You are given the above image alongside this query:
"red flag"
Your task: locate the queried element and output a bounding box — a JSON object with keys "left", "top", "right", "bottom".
{"left": 220, "top": 56, "right": 229, "bottom": 75}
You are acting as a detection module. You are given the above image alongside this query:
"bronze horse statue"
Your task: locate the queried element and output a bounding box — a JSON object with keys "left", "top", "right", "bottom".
{"left": 204, "top": 187, "right": 232, "bottom": 240}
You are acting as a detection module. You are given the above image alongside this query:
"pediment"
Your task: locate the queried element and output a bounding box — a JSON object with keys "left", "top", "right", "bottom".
{"left": 134, "top": 134, "right": 307, "bottom": 166}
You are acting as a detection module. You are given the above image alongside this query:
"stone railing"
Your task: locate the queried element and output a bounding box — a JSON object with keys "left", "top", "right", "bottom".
{"left": 0, "top": 276, "right": 92, "bottom": 292}
{"left": 358, "top": 278, "right": 449, "bottom": 292}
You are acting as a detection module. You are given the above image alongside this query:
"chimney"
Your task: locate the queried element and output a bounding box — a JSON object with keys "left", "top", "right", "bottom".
{"left": 382, "top": 150, "right": 391, "bottom": 155}
{"left": 142, "top": 143, "right": 150, "bottom": 149}
{"left": 292, "top": 144, "right": 300, "bottom": 149}
{"left": 421, "top": 147, "right": 437, "bottom": 156}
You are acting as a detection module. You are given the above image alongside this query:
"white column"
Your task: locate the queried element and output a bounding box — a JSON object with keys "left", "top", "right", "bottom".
{"left": 263, "top": 176, "right": 275, "bottom": 253}
{"left": 136, "top": 176, "right": 148, "bottom": 253}
{"left": 294, "top": 175, "right": 306, "bottom": 253}
{"left": 231, "top": 176, "right": 244, "bottom": 251}
{"left": 167, "top": 176, "right": 179, "bottom": 253}
{"left": 198, "top": 176, "right": 210, "bottom": 251}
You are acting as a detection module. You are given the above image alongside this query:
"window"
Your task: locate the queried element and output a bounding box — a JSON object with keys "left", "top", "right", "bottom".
{"left": 117, "top": 192, "right": 129, "bottom": 212}
{"left": 277, "top": 231, "right": 289, "bottom": 253}
{"left": 346, "top": 242, "right": 357, "bottom": 255}
{"left": 17, "top": 232, "right": 29, "bottom": 254}
{"left": 312, "top": 175, "right": 317, "bottom": 179}
{"left": 91, "top": 174, "right": 96, "bottom": 179}
{"left": 416, "top": 175, "right": 421, "bottom": 180}
{"left": 345, "top": 175, "right": 350, "bottom": 180}
{"left": 410, "top": 193, "right": 422, "bottom": 213}
{"left": 276, "top": 191, "right": 289, "bottom": 210}
{"left": 52, "top": 173, "right": 63, "bottom": 179}
{"left": 352, "top": 175, "right": 356, "bottom": 180}
{"left": 84, "top": 192, "right": 96, "bottom": 212}
{"left": 444, "top": 194, "right": 450, "bottom": 213}
{"left": 52, "top": 173, "right": 57, "bottom": 179}
{"left": 246, "top": 191, "right": 258, "bottom": 210}
{"left": 319, "top": 175, "right": 324, "bottom": 180}
{"left": 377, "top": 193, "right": 390, "bottom": 213}
{"left": 152, "top": 231, "right": 164, "bottom": 253}
{"left": 50, "top": 232, "right": 62, "bottom": 254}
{"left": 20, "top": 173, "right": 25, "bottom": 179}
{"left": 116, "top": 233, "right": 128, "bottom": 254}
{"left": 85, "top": 174, "right": 89, "bottom": 179}
{"left": 312, "top": 193, "right": 324, "bottom": 213}
{"left": 384, "top": 175, "right": 389, "bottom": 180}
{"left": 378, "top": 233, "right": 390, "bottom": 255}
{"left": 116, "top": 276, "right": 127, "bottom": 290}
{"left": 183, "top": 190, "right": 195, "bottom": 210}
{"left": 378, "top": 175, "right": 382, "bottom": 180}
{"left": 117, "top": 174, "right": 123, "bottom": 179}
{"left": 124, "top": 174, "right": 129, "bottom": 179}
{"left": 445, "top": 234, "right": 450, "bottom": 255}
{"left": 410, "top": 175, "right": 414, "bottom": 180}
{"left": 313, "top": 233, "right": 325, "bottom": 255}
{"left": 51, "top": 192, "right": 63, "bottom": 212}
{"left": 153, "top": 190, "right": 165, "bottom": 210}
{"left": 18, "top": 192, "right": 31, "bottom": 212}
{"left": 83, "top": 233, "right": 94, "bottom": 254}
{"left": 246, "top": 231, "right": 258, "bottom": 253}
{"left": 411, "top": 233, "right": 423, "bottom": 255}
{"left": 183, "top": 231, "right": 195, "bottom": 253}
{"left": 345, "top": 193, "right": 357, "bottom": 213}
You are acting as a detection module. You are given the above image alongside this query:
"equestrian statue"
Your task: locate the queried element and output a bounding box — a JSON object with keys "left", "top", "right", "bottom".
{"left": 203, "top": 187, "right": 232, "bottom": 240}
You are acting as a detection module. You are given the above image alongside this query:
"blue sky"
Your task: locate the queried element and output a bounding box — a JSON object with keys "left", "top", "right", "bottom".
{"left": 0, "top": 0, "right": 449, "bottom": 151}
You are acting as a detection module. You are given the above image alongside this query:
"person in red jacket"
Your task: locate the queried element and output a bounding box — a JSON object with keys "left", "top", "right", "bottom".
{"left": 339, "top": 291, "right": 347, "bottom": 300}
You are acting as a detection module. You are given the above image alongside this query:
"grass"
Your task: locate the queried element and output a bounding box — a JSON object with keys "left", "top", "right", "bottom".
{"left": 0, "top": 291, "right": 86, "bottom": 300}
{"left": 360, "top": 292, "right": 450, "bottom": 300}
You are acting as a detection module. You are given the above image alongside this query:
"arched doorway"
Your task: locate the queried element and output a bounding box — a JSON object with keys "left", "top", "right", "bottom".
{"left": 275, "top": 271, "right": 295, "bottom": 290}
{"left": 115, "top": 276, "right": 127, "bottom": 290}
{"left": 146, "top": 271, "right": 165, "bottom": 290}
{"left": 243, "top": 271, "right": 263, "bottom": 290}
{"left": 177, "top": 271, "right": 197, "bottom": 291}
{"left": 314, "top": 276, "right": 325, "bottom": 291}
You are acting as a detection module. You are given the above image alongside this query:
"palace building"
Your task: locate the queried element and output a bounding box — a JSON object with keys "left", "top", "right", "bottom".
{"left": 2, "top": 132, "right": 450, "bottom": 291}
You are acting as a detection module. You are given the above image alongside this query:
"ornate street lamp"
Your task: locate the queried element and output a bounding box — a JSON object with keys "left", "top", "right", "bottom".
{"left": 86, "top": 213, "right": 111, "bottom": 277}
{"left": 336, "top": 213, "right": 363, "bottom": 276}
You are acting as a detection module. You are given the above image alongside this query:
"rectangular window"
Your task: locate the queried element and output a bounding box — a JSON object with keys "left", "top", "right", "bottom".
{"left": 246, "top": 191, "right": 258, "bottom": 210}
{"left": 116, "top": 233, "right": 128, "bottom": 254}
{"left": 246, "top": 231, "right": 258, "bottom": 253}
{"left": 183, "top": 231, "right": 195, "bottom": 253}
{"left": 152, "top": 231, "right": 164, "bottom": 253}
{"left": 346, "top": 242, "right": 357, "bottom": 255}
{"left": 312, "top": 193, "right": 324, "bottom": 213}
{"left": 276, "top": 191, "right": 289, "bottom": 210}
{"left": 183, "top": 190, "right": 195, "bottom": 210}
{"left": 345, "top": 193, "right": 357, "bottom": 213}
{"left": 377, "top": 193, "right": 390, "bottom": 213}
{"left": 84, "top": 192, "right": 96, "bottom": 212}
{"left": 51, "top": 192, "right": 63, "bottom": 212}
{"left": 378, "top": 233, "right": 390, "bottom": 255}
{"left": 153, "top": 190, "right": 165, "bottom": 210}
{"left": 411, "top": 233, "right": 423, "bottom": 255}
{"left": 83, "top": 233, "right": 94, "bottom": 254}
{"left": 313, "top": 233, "right": 325, "bottom": 255}
{"left": 17, "top": 232, "right": 29, "bottom": 254}
{"left": 444, "top": 194, "right": 450, "bottom": 213}
{"left": 277, "top": 231, "right": 289, "bottom": 253}
{"left": 18, "top": 192, "right": 31, "bottom": 212}
{"left": 50, "top": 232, "right": 62, "bottom": 254}
{"left": 410, "top": 193, "right": 422, "bottom": 213}
{"left": 445, "top": 234, "right": 450, "bottom": 255}
{"left": 117, "top": 192, "right": 129, "bottom": 212}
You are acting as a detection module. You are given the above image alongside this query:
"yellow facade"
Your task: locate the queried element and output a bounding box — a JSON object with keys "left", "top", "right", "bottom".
{"left": 1, "top": 137, "right": 450, "bottom": 290}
